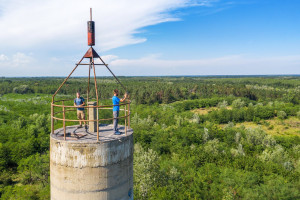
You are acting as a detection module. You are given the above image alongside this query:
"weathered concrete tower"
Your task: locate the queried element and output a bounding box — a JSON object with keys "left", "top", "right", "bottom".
{"left": 50, "top": 126, "right": 133, "bottom": 200}
{"left": 50, "top": 8, "right": 133, "bottom": 200}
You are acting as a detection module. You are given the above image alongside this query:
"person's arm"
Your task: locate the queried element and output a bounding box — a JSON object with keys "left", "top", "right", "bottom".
{"left": 120, "top": 93, "right": 128, "bottom": 102}
{"left": 80, "top": 98, "right": 85, "bottom": 107}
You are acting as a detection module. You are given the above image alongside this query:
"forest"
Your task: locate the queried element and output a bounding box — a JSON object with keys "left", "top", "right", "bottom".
{"left": 0, "top": 76, "right": 299, "bottom": 199}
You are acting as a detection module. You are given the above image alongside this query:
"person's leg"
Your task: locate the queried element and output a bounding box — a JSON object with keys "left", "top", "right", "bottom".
{"left": 82, "top": 111, "right": 86, "bottom": 125}
{"left": 116, "top": 110, "right": 119, "bottom": 131}
{"left": 80, "top": 111, "right": 84, "bottom": 126}
{"left": 77, "top": 110, "right": 82, "bottom": 126}
{"left": 113, "top": 111, "right": 118, "bottom": 132}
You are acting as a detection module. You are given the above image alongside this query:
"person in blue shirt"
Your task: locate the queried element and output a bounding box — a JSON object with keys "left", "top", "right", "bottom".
{"left": 74, "top": 92, "right": 86, "bottom": 128}
{"left": 112, "top": 89, "right": 128, "bottom": 135}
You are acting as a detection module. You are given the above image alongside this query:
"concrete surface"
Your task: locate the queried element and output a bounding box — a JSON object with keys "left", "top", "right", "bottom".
{"left": 50, "top": 124, "right": 134, "bottom": 200}
{"left": 88, "top": 102, "right": 97, "bottom": 132}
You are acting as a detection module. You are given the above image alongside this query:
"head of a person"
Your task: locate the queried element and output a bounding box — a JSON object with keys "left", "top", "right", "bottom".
{"left": 76, "top": 92, "right": 80, "bottom": 98}
{"left": 114, "top": 89, "right": 119, "bottom": 96}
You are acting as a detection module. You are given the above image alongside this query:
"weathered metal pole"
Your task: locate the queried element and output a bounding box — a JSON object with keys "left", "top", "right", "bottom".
{"left": 90, "top": 8, "right": 92, "bottom": 21}
{"left": 62, "top": 101, "right": 66, "bottom": 140}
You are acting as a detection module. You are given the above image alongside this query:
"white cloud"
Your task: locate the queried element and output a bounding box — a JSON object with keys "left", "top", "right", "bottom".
{"left": 0, "top": 54, "right": 8, "bottom": 61}
{"left": 105, "top": 54, "right": 300, "bottom": 75}
{"left": 101, "top": 55, "right": 119, "bottom": 63}
{"left": 1, "top": 53, "right": 299, "bottom": 76}
{"left": 12, "top": 52, "right": 35, "bottom": 66}
{"left": 0, "top": 52, "right": 34, "bottom": 66}
{"left": 0, "top": 52, "right": 36, "bottom": 76}
{"left": 0, "top": 0, "right": 212, "bottom": 51}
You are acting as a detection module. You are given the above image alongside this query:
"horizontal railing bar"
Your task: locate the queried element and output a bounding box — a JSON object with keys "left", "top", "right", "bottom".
{"left": 76, "top": 63, "right": 107, "bottom": 65}
{"left": 53, "top": 99, "right": 73, "bottom": 103}
{"left": 53, "top": 113, "right": 130, "bottom": 122}
{"left": 52, "top": 103, "right": 130, "bottom": 108}
{"left": 53, "top": 99, "right": 131, "bottom": 103}
{"left": 54, "top": 109, "right": 126, "bottom": 115}
{"left": 54, "top": 109, "right": 77, "bottom": 115}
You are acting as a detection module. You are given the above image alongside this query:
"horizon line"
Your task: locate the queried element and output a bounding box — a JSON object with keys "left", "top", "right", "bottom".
{"left": 1, "top": 74, "right": 300, "bottom": 78}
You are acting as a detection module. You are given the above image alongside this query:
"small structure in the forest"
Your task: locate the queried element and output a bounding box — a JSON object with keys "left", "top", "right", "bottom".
{"left": 50, "top": 8, "right": 133, "bottom": 200}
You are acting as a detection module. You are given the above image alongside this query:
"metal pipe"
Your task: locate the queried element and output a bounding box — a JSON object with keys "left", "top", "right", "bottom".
{"left": 128, "top": 102, "right": 130, "bottom": 129}
{"left": 125, "top": 104, "right": 127, "bottom": 135}
{"left": 52, "top": 57, "right": 85, "bottom": 99}
{"left": 52, "top": 114, "right": 130, "bottom": 122}
{"left": 52, "top": 102, "right": 129, "bottom": 108}
{"left": 87, "top": 58, "right": 91, "bottom": 103}
{"left": 91, "top": 54, "right": 99, "bottom": 141}
{"left": 98, "top": 57, "right": 127, "bottom": 92}
{"left": 51, "top": 96, "right": 54, "bottom": 134}
{"left": 54, "top": 109, "right": 77, "bottom": 115}
{"left": 63, "top": 101, "right": 66, "bottom": 140}
{"left": 90, "top": 8, "right": 92, "bottom": 21}
{"left": 76, "top": 63, "right": 107, "bottom": 65}
{"left": 87, "top": 58, "right": 91, "bottom": 122}
{"left": 51, "top": 103, "right": 54, "bottom": 134}
{"left": 54, "top": 108, "right": 125, "bottom": 114}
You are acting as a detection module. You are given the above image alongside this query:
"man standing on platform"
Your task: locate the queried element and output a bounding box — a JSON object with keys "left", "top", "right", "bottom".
{"left": 74, "top": 92, "right": 86, "bottom": 128}
{"left": 112, "top": 89, "right": 127, "bottom": 135}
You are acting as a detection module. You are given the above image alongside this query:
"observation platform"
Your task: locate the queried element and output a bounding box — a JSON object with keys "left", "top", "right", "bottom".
{"left": 52, "top": 124, "right": 133, "bottom": 143}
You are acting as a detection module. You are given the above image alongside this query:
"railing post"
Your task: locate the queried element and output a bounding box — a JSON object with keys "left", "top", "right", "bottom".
{"left": 51, "top": 103, "right": 54, "bottom": 134}
{"left": 125, "top": 104, "right": 127, "bottom": 135}
{"left": 128, "top": 102, "right": 130, "bottom": 129}
{"left": 97, "top": 106, "right": 99, "bottom": 142}
{"left": 63, "top": 101, "right": 66, "bottom": 140}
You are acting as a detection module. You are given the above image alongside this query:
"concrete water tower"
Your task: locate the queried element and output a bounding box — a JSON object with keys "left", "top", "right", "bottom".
{"left": 50, "top": 8, "right": 133, "bottom": 200}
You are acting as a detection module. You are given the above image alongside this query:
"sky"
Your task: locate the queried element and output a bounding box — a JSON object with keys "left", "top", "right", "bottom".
{"left": 0, "top": 0, "right": 299, "bottom": 77}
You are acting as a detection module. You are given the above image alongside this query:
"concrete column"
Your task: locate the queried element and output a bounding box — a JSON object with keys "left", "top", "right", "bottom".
{"left": 50, "top": 127, "right": 134, "bottom": 200}
{"left": 88, "top": 101, "right": 97, "bottom": 132}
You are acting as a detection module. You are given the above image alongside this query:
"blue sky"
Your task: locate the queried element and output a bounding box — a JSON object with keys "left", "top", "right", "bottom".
{"left": 0, "top": 0, "right": 299, "bottom": 76}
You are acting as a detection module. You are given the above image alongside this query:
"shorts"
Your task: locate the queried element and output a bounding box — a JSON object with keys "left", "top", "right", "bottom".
{"left": 77, "top": 110, "right": 85, "bottom": 120}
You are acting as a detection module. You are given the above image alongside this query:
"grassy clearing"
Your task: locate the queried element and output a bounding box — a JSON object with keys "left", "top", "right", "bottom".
{"left": 191, "top": 106, "right": 232, "bottom": 115}
{"left": 220, "top": 117, "right": 300, "bottom": 136}
{"left": 191, "top": 106, "right": 299, "bottom": 136}
{"left": 235, "top": 117, "right": 300, "bottom": 136}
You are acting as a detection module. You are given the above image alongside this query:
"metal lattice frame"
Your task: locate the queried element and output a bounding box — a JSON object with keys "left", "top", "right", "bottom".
{"left": 51, "top": 47, "right": 130, "bottom": 141}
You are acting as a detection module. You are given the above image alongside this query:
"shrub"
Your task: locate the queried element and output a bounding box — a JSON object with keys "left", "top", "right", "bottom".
{"left": 12, "top": 85, "right": 33, "bottom": 94}
{"left": 203, "top": 128, "right": 209, "bottom": 143}
{"left": 191, "top": 113, "right": 200, "bottom": 124}
{"left": 17, "top": 153, "right": 49, "bottom": 185}
{"left": 224, "top": 121, "right": 234, "bottom": 129}
{"left": 235, "top": 132, "right": 241, "bottom": 144}
{"left": 262, "top": 135, "right": 276, "bottom": 147}
{"left": 217, "top": 100, "right": 228, "bottom": 109}
{"left": 231, "top": 144, "right": 245, "bottom": 157}
{"left": 232, "top": 99, "right": 245, "bottom": 109}
{"left": 297, "top": 111, "right": 300, "bottom": 119}
{"left": 259, "top": 145, "right": 290, "bottom": 167}
{"left": 134, "top": 143, "right": 160, "bottom": 199}
{"left": 277, "top": 111, "right": 287, "bottom": 120}
{"left": 245, "top": 127, "right": 266, "bottom": 146}
{"left": 204, "top": 139, "right": 221, "bottom": 156}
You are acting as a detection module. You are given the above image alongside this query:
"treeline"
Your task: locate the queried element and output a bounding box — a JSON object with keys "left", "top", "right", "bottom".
{"left": 0, "top": 77, "right": 299, "bottom": 199}
{"left": 0, "top": 76, "right": 299, "bottom": 104}
{"left": 172, "top": 98, "right": 300, "bottom": 123}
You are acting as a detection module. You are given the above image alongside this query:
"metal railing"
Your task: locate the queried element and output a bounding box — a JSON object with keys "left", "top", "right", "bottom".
{"left": 51, "top": 99, "right": 131, "bottom": 141}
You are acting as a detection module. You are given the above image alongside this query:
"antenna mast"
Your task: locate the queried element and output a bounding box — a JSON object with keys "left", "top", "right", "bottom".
{"left": 87, "top": 8, "right": 95, "bottom": 46}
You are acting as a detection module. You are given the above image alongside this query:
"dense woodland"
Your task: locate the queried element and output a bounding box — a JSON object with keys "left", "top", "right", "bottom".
{"left": 0, "top": 76, "right": 299, "bottom": 199}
